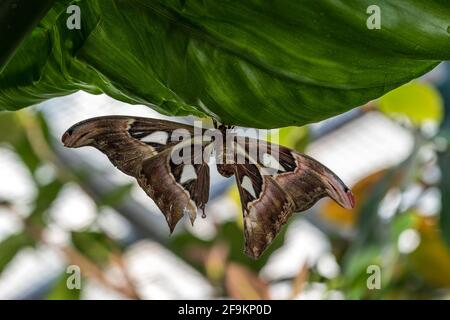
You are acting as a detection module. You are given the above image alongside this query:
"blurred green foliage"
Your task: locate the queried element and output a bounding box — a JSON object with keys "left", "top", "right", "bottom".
{"left": 0, "top": 233, "right": 34, "bottom": 274}
{"left": 46, "top": 269, "right": 82, "bottom": 300}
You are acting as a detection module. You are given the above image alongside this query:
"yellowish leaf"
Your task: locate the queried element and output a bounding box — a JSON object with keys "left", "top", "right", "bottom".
{"left": 225, "top": 263, "right": 270, "bottom": 300}
{"left": 205, "top": 242, "right": 229, "bottom": 282}
{"left": 227, "top": 185, "right": 244, "bottom": 230}
{"left": 266, "top": 126, "right": 309, "bottom": 152}
{"left": 379, "top": 81, "right": 443, "bottom": 125}
{"left": 410, "top": 216, "right": 450, "bottom": 288}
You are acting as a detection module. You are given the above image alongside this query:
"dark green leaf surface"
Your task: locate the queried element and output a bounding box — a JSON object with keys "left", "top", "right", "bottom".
{"left": 1, "top": 0, "right": 449, "bottom": 128}
{"left": 0, "top": 0, "right": 55, "bottom": 71}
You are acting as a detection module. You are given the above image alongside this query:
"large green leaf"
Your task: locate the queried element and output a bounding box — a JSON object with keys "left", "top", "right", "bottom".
{"left": 0, "top": 0, "right": 449, "bottom": 128}
{"left": 0, "top": 0, "right": 55, "bottom": 71}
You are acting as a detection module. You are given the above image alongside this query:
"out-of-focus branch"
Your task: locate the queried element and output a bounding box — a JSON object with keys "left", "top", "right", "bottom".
{"left": 60, "top": 246, "right": 140, "bottom": 300}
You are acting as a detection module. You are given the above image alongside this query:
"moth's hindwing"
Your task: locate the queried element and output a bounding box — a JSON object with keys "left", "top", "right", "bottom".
{"left": 217, "top": 138, "right": 354, "bottom": 259}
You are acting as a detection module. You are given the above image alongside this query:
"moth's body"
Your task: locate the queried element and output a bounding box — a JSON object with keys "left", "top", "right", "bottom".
{"left": 62, "top": 116, "right": 354, "bottom": 258}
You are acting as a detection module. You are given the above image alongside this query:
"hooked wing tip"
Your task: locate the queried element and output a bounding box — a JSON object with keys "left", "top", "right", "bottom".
{"left": 244, "top": 247, "right": 262, "bottom": 260}
{"left": 61, "top": 126, "right": 77, "bottom": 147}
{"left": 61, "top": 130, "right": 71, "bottom": 146}
{"left": 346, "top": 189, "right": 355, "bottom": 209}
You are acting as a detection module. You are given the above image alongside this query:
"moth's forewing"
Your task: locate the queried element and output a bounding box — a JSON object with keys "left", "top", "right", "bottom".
{"left": 62, "top": 116, "right": 212, "bottom": 232}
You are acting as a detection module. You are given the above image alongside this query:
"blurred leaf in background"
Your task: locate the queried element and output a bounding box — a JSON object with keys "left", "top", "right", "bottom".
{"left": 0, "top": 233, "right": 34, "bottom": 274}
{"left": 95, "top": 183, "right": 134, "bottom": 209}
{"left": 0, "top": 110, "right": 142, "bottom": 299}
{"left": 438, "top": 148, "right": 450, "bottom": 252}
{"left": 410, "top": 216, "right": 450, "bottom": 289}
{"left": 321, "top": 170, "right": 386, "bottom": 229}
{"left": 71, "top": 231, "right": 121, "bottom": 266}
{"left": 46, "top": 269, "right": 82, "bottom": 300}
{"left": 379, "top": 81, "right": 443, "bottom": 126}
{"left": 225, "top": 263, "right": 270, "bottom": 300}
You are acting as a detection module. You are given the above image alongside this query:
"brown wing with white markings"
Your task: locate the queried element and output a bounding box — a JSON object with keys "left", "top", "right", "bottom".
{"left": 218, "top": 137, "right": 354, "bottom": 259}
{"left": 62, "top": 116, "right": 212, "bottom": 232}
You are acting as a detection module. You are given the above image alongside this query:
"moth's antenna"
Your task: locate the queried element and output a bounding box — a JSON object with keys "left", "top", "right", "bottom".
{"left": 212, "top": 118, "right": 218, "bottom": 129}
